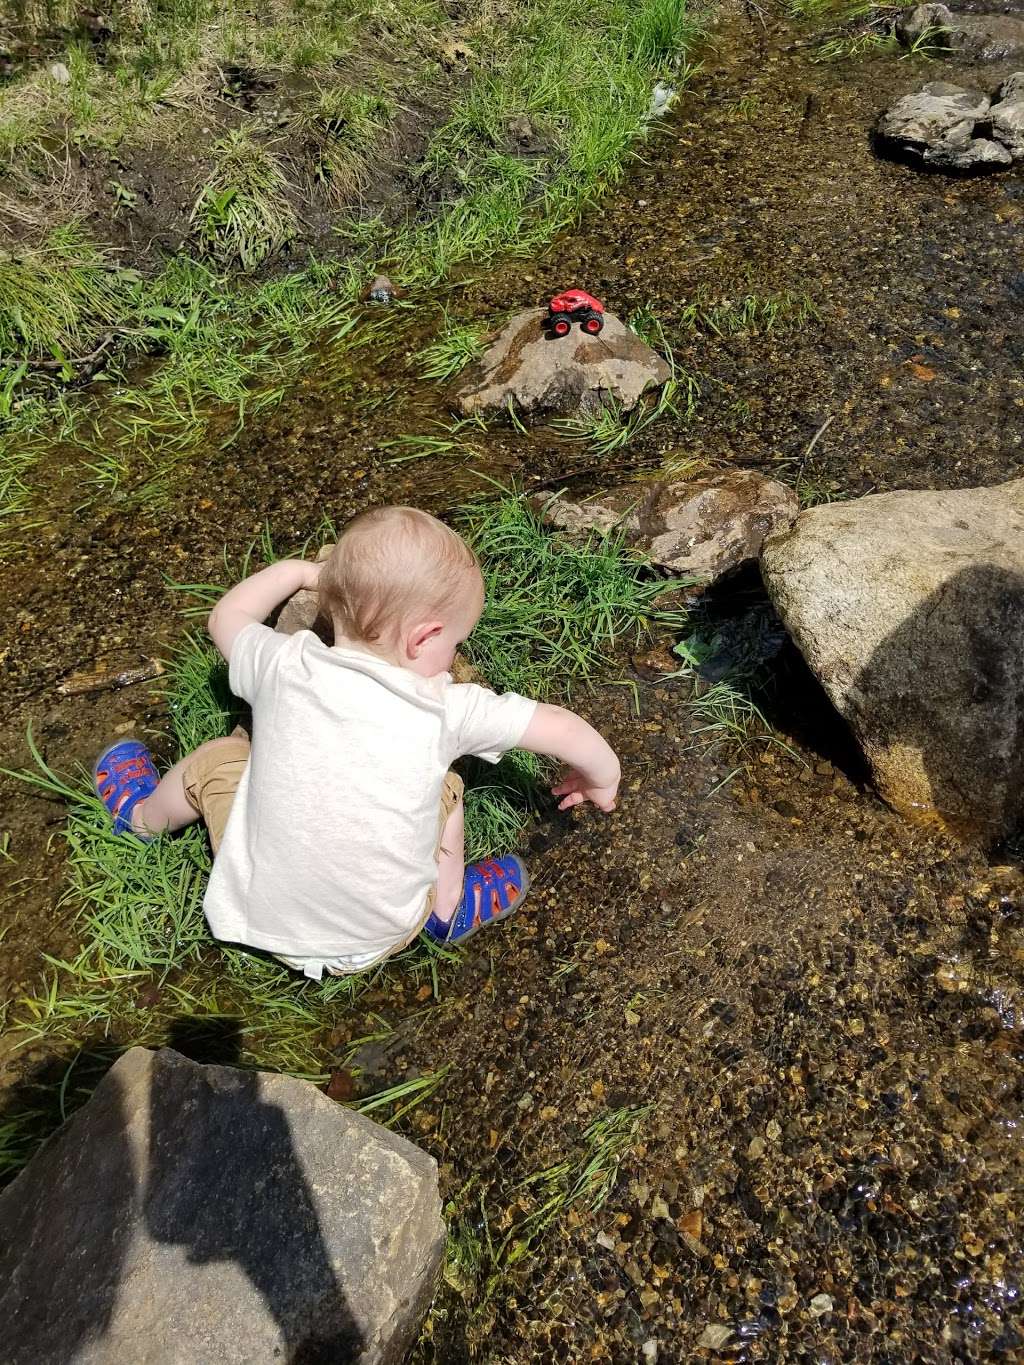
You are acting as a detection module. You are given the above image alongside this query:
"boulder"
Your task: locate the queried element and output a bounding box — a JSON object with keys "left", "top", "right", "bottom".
{"left": 534, "top": 470, "right": 798, "bottom": 583}
{"left": 896, "top": 2, "right": 1024, "bottom": 58}
{"left": 875, "top": 82, "right": 1014, "bottom": 169}
{"left": 992, "top": 78, "right": 1024, "bottom": 154}
{"left": 761, "top": 479, "right": 1024, "bottom": 840}
{"left": 0, "top": 1047, "right": 445, "bottom": 1364}
{"left": 451, "top": 308, "right": 671, "bottom": 421}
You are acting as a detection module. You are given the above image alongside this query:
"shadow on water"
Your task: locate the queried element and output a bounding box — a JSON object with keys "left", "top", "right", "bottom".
{"left": 0, "top": 1018, "right": 364, "bottom": 1365}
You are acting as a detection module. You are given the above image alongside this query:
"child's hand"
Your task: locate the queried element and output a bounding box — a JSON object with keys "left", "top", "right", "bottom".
{"left": 552, "top": 769, "right": 619, "bottom": 813}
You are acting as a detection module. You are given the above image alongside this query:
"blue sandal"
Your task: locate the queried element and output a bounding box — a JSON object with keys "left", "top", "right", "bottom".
{"left": 94, "top": 740, "right": 159, "bottom": 837}
{"left": 424, "top": 855, "right": 530, "bottom": 945}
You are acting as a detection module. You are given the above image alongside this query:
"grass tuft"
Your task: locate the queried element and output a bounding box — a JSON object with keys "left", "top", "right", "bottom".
{"left": 415, "top": 315, "right": 487, "bottom": 382}
{"left": 192, "top": 128, "right": 297, "bottom": 271}
{"left": 308, "top": 87, "right": 393, "bottom": 202}
{"left": 0, "top": 224, "right": 131, "bottom": 363}
{"left": 460, "top": 491, "right": 690, "bottom": 699}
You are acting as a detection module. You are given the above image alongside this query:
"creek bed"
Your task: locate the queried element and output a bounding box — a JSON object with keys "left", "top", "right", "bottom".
{"left": 2, "top": 2, "right": 1024, "bottom": 1360}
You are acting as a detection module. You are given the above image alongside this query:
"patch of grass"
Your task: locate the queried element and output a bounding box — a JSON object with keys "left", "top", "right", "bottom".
{"left": 553, "top": 370, "right": 698, "bottom": 456}
{"left": 796, "top": 472, "right": 849, "bottom": 507}
{"left": 415, "top": 315, "right": 488, "bottom": 382}
{"left": 673, "top": 625, "right": 803, "bottom": 763}
{"left": 812, "top": 29, "right": 898, "bottom": 60}
{"left": 443, "top": 1103, "right": 653, "bottom": 1298}
{"left": 0, "top": 224, "right": 134, "bottom": 363}
{"left": 391, "top": 0, "right": 702, "bottom": 283}
{"left": 192, "top": 127, "right": 297, "bottom": 271}
{"left": 308, "top": 87, "right": 394, "bottom": 202}
{"left": 461, "top": 492, "right": 690, "bottom": 700}
{"left": 165, "top": 630, "right": 243, "bottom": 753}
{"left": 679, "top": 289, "right": 819, "bottom": 338}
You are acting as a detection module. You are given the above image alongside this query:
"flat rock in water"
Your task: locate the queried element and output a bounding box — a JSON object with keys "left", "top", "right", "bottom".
{"left": 452, "top": 308, "right": 671, "bottom": 420}
{"left": 0, "top": 1047, "right": 444, "bottom": 1364}
{"left": 761, "top": 479, "right": 1024, "bottom": 840}
{"left": 896, "top": 2, "right": 1024, "bottom": 58}
{"left": 534, "top": 470, "right": 798, "bottom": 582}
{"left": 875, "top": 81, "right": 1016, "bottom": 168}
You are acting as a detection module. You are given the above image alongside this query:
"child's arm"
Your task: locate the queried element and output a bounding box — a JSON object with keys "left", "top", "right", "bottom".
{"left": 519, "top": 703, "right": 621, "bottom": 812}
{"left": 208, "top": 559, "right": 323, "bottom": 661}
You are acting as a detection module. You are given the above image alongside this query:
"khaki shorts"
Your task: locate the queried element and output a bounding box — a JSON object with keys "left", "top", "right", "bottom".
{"left": 182, "top": 730, "right": 464, "bottom": 971}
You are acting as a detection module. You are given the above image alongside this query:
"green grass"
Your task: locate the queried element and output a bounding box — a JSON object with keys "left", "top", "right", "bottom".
{"left": 678, "top": 289, "right": 819, "bottom": 338}
{"left": 0, "top": 225, "right": 134, "bottom": 363}
{"left": 414, "top": 316, "right": 488, "bottom": 381}
{"left": 459, "top": 492, "right": 690, "bottom": 699}
{"left": 442, "top": 1103, "right": 653, "bottom": 1299}
{"left": 192, "top": 128, "right": 297, "bottom": 271}
{"left": 812, "top": 29, "right": 898, "bottom": 60}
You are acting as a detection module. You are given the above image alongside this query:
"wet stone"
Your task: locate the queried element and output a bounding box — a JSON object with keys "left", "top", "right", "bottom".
{"left": 762, "top": 476, "right": 1024, "bottom": 839}
{"left": 532, "top": 470, "right": 798, "bottom": 584}
{"left": 451, "top": 307, "right": 671, "bottom": 421}
{"left": 895, "top": 2, "right": 1024, "bottom": 59}
{"left": 875, "top": 80, "right": 1018, "bottom": 169}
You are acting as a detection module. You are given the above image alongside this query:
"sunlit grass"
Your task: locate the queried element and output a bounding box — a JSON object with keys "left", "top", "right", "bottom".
{"left": 460, "top": 491, "right": 691, "bottom": 699}
{"left": 191, "top": 127, "right": 297, "bottom": 271}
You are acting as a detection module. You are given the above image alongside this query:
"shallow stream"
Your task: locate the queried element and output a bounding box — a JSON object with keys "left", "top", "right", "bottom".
{"left": 2, "top": 2, "right": 1024, "bottom": 1359}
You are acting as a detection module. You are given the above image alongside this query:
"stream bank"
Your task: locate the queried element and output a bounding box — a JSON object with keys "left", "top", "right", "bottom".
{"left": 2, "top": 1, "right": 1024, "bottom": 1360}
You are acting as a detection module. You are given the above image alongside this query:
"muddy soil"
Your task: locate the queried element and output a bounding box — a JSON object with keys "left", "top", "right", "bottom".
{"left": 2, "top": 3, "right": 1024, "bottom": 1361}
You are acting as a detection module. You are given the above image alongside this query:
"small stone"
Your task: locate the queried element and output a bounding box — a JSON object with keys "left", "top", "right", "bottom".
{"left": 698, "top": 1323, "right": 733, "bottom": 1349}
{"left": 747, "top": 1136, "right": 766, "bottom": 1159}
{"left": 642, "top": 1340, "right": 659, "bottom": 1363}
{"left": 363, "top": 273, "right": 399, "bottom": 304}
{"left": 48, "top": 61, "right": 71, "bottom": 84}
{"left": 810, "top": 1292, "right": 834, "bottom": 1317}
{"left": 596, "top": 1231, "right": 617, "bottom": 1250}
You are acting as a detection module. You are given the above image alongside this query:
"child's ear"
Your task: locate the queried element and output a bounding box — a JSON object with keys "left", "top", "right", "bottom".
{"left": 408, "top": 620, "right": 444, "bottom": 657}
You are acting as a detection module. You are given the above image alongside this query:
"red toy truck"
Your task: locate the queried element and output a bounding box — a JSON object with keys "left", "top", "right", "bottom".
{"left": 547, "top": 289, "right": 605, "bottom": 337}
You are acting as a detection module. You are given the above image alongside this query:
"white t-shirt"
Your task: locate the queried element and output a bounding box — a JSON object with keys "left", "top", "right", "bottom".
{"left": 202, "top": 623, "right": 537, "bottom": 959}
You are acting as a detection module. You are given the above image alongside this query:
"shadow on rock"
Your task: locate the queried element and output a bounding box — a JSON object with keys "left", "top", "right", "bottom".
{"left": 146, "top": 1020, "right": 364, "bottom": 1365}
{"left": 850, "top": 564, "right": 1024, "bottom": 841}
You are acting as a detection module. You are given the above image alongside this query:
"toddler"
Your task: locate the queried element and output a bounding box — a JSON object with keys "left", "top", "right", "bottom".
{"left": 94, "top": 507, "right": 621, "bottom": 978}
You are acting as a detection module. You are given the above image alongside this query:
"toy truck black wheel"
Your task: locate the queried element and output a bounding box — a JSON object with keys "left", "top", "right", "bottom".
{"left": 580, "top": 311, "right": 603, "bottom": 335}
{"left": 550, "top": 315, "right": 572, "bottom": 337}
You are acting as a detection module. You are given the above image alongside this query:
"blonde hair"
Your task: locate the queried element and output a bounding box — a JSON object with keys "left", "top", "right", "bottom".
{"left": 319, "top": 506, "right": 480, "bottom": 645}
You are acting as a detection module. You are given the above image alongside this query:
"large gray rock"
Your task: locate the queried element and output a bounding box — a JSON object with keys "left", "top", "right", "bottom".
{"left": 535, "top": 470, "right": 798, "bottom": 583}
{"left": 761, "top": 480, "right": 1024, "bottom": 841}
{"left": 452, "top": 308, "right": 671, "bottom": 420}
{"left": 0, "top": 1047, "right": 444, "bottom": 1364}
{"left": 992, "top": 79, "right": 1024, "bottom": 153}
{"left": 876, "top": 82, "right": 1013, "bottom": 168}
{"left": 896, "top": 2, "right": 1024, "bottom": 58}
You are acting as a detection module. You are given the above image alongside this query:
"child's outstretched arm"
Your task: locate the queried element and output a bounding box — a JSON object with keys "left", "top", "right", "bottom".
{"left": 519, "top": 703, "right": 621, "bottom": 812}
{"left": 208, "top": 559, "right": 322, "bottom": 660}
